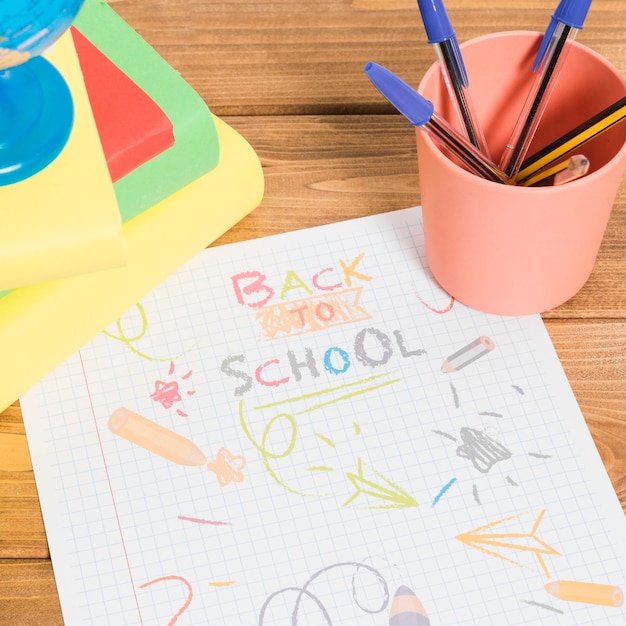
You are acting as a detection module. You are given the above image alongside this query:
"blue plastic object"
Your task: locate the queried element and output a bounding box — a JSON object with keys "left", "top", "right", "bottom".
{"left": 533, "top": 0, "right": 593, "bottom": 71}
{"left": 0, "top": 0, "right": 85, "bottom": 184}
{"left": 364, "top": 62, "right": 434, "bottom": 127}
{"left": 0, "top": 57, "right": 74, "bottom": 185}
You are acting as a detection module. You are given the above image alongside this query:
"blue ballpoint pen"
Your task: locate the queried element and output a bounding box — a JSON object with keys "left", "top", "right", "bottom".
{"left": 416, "top": 0, "right": 490, "bottom": 157}
{"left": 499, "top": 0, "right": 593, "bottom": 179}
{"left": 364, "top": 62, "right": 511, "bottom": 184}
{"left": 532, "top": 0, "right": 569, "bottom": 72}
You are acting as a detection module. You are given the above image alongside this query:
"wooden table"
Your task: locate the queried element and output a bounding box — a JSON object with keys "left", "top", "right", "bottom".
{"left": 1, "top": 1, "right": 625, "bottom": 622}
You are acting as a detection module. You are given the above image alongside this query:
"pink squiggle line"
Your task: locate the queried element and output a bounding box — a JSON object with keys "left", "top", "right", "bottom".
{"left": 178, "top": 515, "right": 230, "bottom": 526}
{"left": 417, "top": 292, "right": 455, "bottom": 314}
{"left": 139, "top": 575, "right": 192, "bottom": 626}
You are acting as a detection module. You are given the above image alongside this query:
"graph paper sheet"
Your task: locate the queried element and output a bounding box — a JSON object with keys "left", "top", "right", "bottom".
{"left": 20, "top": 208, "right": 626, "bottom": 625}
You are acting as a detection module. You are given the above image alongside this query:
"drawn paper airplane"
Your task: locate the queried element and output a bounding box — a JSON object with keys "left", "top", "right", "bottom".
{"left": 343, "top": 457, "right": 418, "bottom": 509}
{"left": 456, "top": 509, "right": 560, "bottom": 577}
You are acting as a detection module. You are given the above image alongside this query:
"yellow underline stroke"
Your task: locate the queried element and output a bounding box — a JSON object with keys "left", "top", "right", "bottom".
{"left": 253, "top": 370, "right": 400, "bottom": 410}
{"left": 295, "top": 378, "right": 401, "bottom": 414}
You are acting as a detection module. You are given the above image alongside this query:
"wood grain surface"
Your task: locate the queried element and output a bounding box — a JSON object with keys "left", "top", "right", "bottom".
{"left": 1, "top": 1, "right": 624, "bottom": 623}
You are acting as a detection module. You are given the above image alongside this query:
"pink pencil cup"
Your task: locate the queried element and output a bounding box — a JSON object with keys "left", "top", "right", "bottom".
{"left": 416, "top": 31, "right": 626, "bottom": 315}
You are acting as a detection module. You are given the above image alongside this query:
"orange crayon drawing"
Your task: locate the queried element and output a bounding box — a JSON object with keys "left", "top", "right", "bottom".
{"left": 139, "top": 575, "right": 193, "bottom": 626}
{"left": 208, "top": 580, "right": 236, "bottom": 587}
{"left": 456, "top": 509, "right": 560, "bottom": 577}
{"left": 545, "top": 580, "right": 624, "bottom": 607}
{"left": 255, "top": 287, "right": 371, "bottom": 340}
{"left": 207, "top": 447, "right": 246, "bottom": 486}
{"left": 108, "top": 407, "right": 207, "bottom": 466}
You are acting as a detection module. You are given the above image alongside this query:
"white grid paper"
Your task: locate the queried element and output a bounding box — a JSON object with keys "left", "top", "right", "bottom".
{"left": 20, "top": 207, "right": 626, "bottom": 625}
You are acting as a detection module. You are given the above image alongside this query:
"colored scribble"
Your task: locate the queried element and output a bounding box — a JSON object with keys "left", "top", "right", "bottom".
{"left": 520, "top": 600, "right": 564, "bottom": 614}
{"left": 472, "top": 484, "right": 481, "bottom": 505}
{"left": 255, "top": 287, "right": 371, "bottom": 340}
{"left": 432, "top": 429, "right": 457, "bottom": 442}
{"left": 103, "top": 302, "right": 185, "bottom": 361}
{"left": 416, "top": 291, "right": 455, "bottom": 314}
{"left": 258, "top": 561, "right": 389, "bottom": 625}
{"left": 450, "top": 382, "right": 460, "bottom": 408}
{"left": 529, "top": 452, "right": 552, "bottom": 459}
{"left": 151, "top": 361, "right": 195, "bottom": 417}
{"left": 431, "top": 477, "right": 457, "bottom": 507}
{"left": 254, "top": 370, "right": 401, "bottom": 415}
{"left": 139, "top": 575, "right": 193, "bottom": 626}
{"left": 343, "top": 458, "right": 418, "bottom": 509}
{"left": 456, "top": 509, "right": 560, "bottom": 577}
{"left": 456, "top": 427, "right": 512, "bottom": 473}
{"left": 177, "top": 515, "right": 230, "bottom": 526}
{"left": 315, "top": 433, "right": 336, "bottom": 448}
{"left": 239, "top": 400, "right": 316, "bottom": 498}
{"left": 109, "top": 408, "right": 206, "bottom": 466}
{"left": 207, "top": 447, "right": 246, "bottom": 486}
{"left": 208, "top": 581, "right": 236, "bottom": 587}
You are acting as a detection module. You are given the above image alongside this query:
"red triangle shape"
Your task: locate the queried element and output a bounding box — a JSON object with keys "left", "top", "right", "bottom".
{"left": 70, "top": 26, "right": 175, "bottom": 182}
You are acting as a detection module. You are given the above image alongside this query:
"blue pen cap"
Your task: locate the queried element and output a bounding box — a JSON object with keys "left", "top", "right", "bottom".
{"left": 559, "top": 0, "right": 592, "bottom": 29}
{"left": 416, "top": 0, "right": 454, "bottom": 44}
{"left": 533, "top": 0, "right": 592, "bottom": 71}
{"left": 364, "top": 62, "right": 434, "bottom": 127}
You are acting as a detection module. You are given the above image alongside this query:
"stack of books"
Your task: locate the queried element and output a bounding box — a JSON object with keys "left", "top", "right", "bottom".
{"left": 0, "top": 0, "right": 264, "bottom": 412}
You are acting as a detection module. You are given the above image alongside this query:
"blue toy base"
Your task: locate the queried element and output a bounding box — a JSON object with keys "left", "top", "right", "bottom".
{"left": 0, "top": 56, "right": 74, "bottom": 186}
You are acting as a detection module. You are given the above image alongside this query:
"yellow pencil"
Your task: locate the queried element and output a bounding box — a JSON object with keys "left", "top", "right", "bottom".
{"left": 516, "top": 95, "right": 626, "bottom": 184}
{"left": 108, "top": 407, "right": 207, "bottom": 466}
{"left": 545, "top": 580, "right": 624, "bottom": 607}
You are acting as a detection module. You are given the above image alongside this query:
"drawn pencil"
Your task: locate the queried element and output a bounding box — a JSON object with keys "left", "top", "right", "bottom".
{"left": 108, "top": 407, "right": 207, "bottom": 466}
{"left": 389, "top": 585, "right": 431, "bottom": 625}
{"left": 441, "top": 336, "right": 495, "bottom": 373}
{"left": 545, "top": 580, "right": 624, "bottom": 607}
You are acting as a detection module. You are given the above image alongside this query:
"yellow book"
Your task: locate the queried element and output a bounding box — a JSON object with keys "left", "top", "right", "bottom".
{"left": 0, "top": 115, "right": 264, "bottom": 412}
{"left": 0, "top": 32, "right": 125, "bottom": 290}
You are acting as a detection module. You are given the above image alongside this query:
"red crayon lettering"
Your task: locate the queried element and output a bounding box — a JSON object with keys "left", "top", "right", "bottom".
{"left": 315, "top": 301, "right": 335, "bottom": 322}
{"left": 312, "top": 267, "right": 342, "bottom": 291}
{"left": 231, "top": 271, "right": 274, "bottom": 308}
{"left": 255, "top": 359, "right": 290, "bottom": 387}
{"left": 288, "top": 304, "right": 309, "bottom": 327}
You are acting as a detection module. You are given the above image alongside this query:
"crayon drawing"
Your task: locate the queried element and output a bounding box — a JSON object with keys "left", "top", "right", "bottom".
{"left": 19, "top": 208, "right": 626, "bottom": 625}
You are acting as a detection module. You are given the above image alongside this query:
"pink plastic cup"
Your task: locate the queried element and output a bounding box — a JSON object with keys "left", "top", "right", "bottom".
{"left": 416, "top": 31, "right": 626, "bottom": 315}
